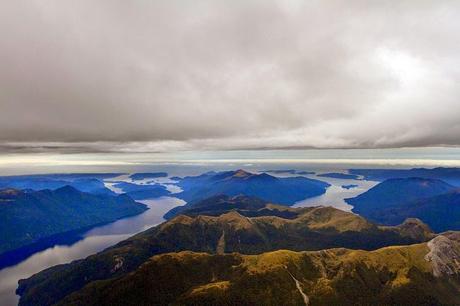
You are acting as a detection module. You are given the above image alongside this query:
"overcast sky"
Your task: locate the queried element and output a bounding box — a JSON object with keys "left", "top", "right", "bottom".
{"left": 1, "top": 0, "right": 460, "bottom": 153}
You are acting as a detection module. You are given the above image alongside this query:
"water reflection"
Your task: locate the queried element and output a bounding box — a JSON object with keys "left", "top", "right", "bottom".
{"left": 293, "top": 175, "right": 377, "bottom": 211}
{"left": 0, "top": 196, "right": 184, "bottom": 306}
{"left": 104, "top": 174, "right": 183, "bottom": 195}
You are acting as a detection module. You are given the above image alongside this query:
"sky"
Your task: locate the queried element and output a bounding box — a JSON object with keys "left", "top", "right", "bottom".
{"left": 1, "top": 0, "right": 460, "bottom": 154}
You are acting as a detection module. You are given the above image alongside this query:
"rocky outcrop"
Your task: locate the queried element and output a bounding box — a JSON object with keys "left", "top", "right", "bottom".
{"left": 425, "top": 235, "right": 460, "bottom": 277}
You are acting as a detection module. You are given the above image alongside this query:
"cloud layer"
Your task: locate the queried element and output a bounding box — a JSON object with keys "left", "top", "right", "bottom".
{"left": 1, "top": 0, "right": 460, "bottom": 152}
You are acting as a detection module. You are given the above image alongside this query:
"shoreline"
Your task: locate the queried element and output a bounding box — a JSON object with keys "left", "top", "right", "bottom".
{"left": 0, "top": 207, "right": 149, "bottom": 271}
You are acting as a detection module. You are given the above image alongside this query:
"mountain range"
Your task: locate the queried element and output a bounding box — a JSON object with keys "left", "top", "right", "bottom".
{"left": 346, "top": 177, "right": 460, "bottom": 232}
{"left": 17, "top": 195, "right": 434, "bottom": 306}
{"left": 10, "top": 171, "right": 460, "bottom": 306}
{"left": 53, "top": 232, "right": 460, "bottom": 306}
{"left": 349, "top": 167, "right": 460, "bottom": 186}
{"left": 0, "top": 173, "right": 121, "bottom": 195}
{"left": 166, "top": 169, "right": 329, "bottom": 218}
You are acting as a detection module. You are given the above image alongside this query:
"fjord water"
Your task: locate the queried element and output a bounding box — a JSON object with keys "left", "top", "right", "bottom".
{"left": 293, "top": 174, "right": 378, "bottom": 211}
{"left": 0, "top": 196, "right": 185, "bottom": 306}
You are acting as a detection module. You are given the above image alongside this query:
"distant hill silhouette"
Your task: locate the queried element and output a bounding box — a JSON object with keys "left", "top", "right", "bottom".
{"left": 129, "top": 172, "right": 168, "bottom": 180}
{"left": 262, "top": 169, "right": 315, "bottom": 175}
{"left": 342, "top": 184, "right": 358, "bottom": 189}
{"left": 349, "top": 167, "right": 460, "bottom": 186}
{"left": 170, "top": 169, "right": 329, "bottom": 206}
{"left": 318, "top": 172, "right": 360, "bottom": 179}
{"left": 358, "top": 189, "right": 460, "bottom": 232}
{"left": 346, "top": 177, "right": 460, "bottom": 231}
{"left": 112, "top": 181, "right": 171, "bottom": 200}
{"left": 0, "top": 173, "right": 121, "bottom": 195}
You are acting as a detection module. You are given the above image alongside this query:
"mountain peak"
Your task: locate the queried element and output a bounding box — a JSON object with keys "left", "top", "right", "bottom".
{"left": 219, "top": 210, "right": 245, "bottom": 219}
{"left": 232, "top": 169, "right": 252, "bottom": 178}
{"left": 216, "top": 211, "right": 253, "bottom": 229}
{"left": 394, "top": 218, "right": 434, "bottom": 241}
{"left": 55, "top": 185, "right": 80, "bottom": 194}
{"left": 254, "top": 172, "right": 277, "bottom": 181}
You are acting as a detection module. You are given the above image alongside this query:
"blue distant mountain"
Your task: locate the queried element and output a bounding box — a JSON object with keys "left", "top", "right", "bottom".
{"left": 66, "top": 178, "right": 116, "bottom": 195}
{"left": 346, "top": 177, "right": 460, "bottom": 231}
{"left": 342, "top": 184, "right": 358, "bottom": 189}
{"left": 318, "top": 173, "right": 360, "bottom": 180}
{"left": 349, "top": 167, "right": 460, "bottom": 186}
{"left": 364, "top": 190, "right": 460, "bottom": 232}
{"left": 0, "top": 186, "right": 147, "bottom": 256}
{"left": 262, "top": 169, "right": 315, "bottom": 175}
{"left": 129, "top": 172, "right": 168, "bottom": 180}
{"left": 165, "top": 169, "right": 329, "bottom": 218}
{"left": 113, "top": 182, "right": 171, "bottom": 200}
{"left": 296, "top": 170, "right": 316, "bottom": 175}
{"left": 0, "top": 173, "right": 121, "bottom": 195}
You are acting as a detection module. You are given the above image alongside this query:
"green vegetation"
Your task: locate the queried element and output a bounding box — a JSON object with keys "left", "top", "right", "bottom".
{"left": 56, "top": 235, "right": 460, "bottom": 306}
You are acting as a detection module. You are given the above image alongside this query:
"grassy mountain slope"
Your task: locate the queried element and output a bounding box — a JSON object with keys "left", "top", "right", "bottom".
{"left": 57, "top": 232, "right": 460, "bottom": 306}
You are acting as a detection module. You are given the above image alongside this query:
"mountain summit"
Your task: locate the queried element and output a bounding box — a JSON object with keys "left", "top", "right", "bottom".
{"left": 167, "top": 170, "right": 330, "bottom": 218}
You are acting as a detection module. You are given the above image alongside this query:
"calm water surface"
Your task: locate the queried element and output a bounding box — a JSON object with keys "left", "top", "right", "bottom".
{"left": 293, "top": 174, "right": 378, "bottom": 211}
{"left": 0, "top": 196, "right": 184, "bottom": 306}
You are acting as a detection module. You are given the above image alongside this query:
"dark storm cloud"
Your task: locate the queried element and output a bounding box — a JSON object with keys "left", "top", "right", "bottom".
{"left": 1, "top": 0, "right": 460, "bottom": 152}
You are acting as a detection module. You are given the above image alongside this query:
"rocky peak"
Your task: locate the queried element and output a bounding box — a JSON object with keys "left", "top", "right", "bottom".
{"left": 232, "top": 169, "right": 252, "bottom": 178}
{"left": 425, "top": 235, "right": 460, "bottom": 277}
{"left": 397, "top": 218, "right": 434, "bottom": 241}
{"left": 217, "top": 211, "right": 252, "bottom": 229}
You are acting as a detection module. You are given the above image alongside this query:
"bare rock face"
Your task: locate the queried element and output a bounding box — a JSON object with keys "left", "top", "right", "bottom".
{"left": 440, "top": 231, "right": 460, "bottom": 243}
{"left": 425, "top": 235, "right": 460, "bottom": 277}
